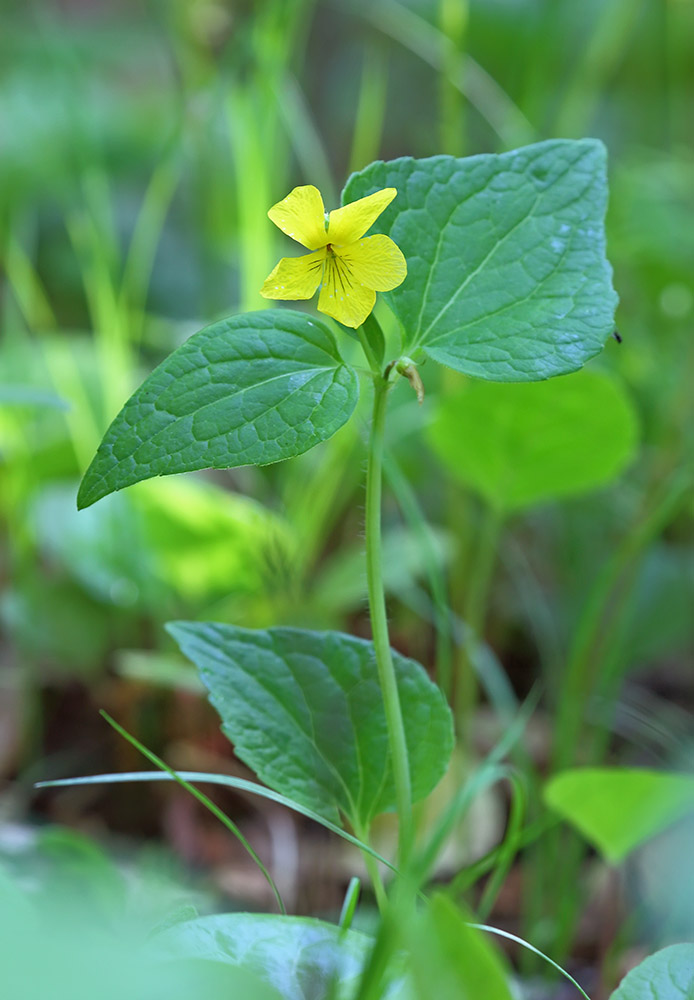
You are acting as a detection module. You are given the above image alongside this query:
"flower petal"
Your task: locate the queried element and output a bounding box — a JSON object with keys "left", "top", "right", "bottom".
{"left": 318, "top": 254, "right": 376, "bottom": 328}
{"left": 327, "top": 188, "right": 397, "bottom": 245}
{"left": 333, "top": 235, "right": 407, "bottom": 292}
{"left": 260, "top": 250, "right": 326, "bottom": 300}
{"left": 267, "top": 186, "right": 327, "bottom": 250}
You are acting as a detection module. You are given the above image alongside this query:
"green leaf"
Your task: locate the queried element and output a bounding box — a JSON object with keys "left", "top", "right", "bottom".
{"left": 35, "top": 478, "right": 292, "bottom": 610}
{"left": 0, "top": 874, "right": 280, "bottom": 1000}
{"left": 427, "top": 368, "right": 638, "bottom": 512}
{"left": 343, "top": 139, "right": 617, "bottom": 381}
{"left": 609, "top": 945, "right": 694, "bottom": 1000}
{"left": 167, "top": 622, "right": 454, "bottom": 829}
{"left": 407, "top": 897, "right": 513, "bottom": 1000}
{"left": 156, "top": 913, "right": 382, "bottom": 1000}
{"left": 77, "top": 310, "right": 358, "bottom": 509}
{"left": 544, "top": 768, "right": 694, "bottom": 864}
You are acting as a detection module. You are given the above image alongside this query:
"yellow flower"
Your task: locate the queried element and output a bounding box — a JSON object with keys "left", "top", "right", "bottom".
{"left": 260, "top": 185, "right": 407, "bottom": 329}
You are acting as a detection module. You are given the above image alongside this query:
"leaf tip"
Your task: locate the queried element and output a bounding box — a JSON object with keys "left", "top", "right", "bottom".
{"left": 165, "top": 620, "right": 189, "bottom": 643}
{"left": 76, "top": 475, "right": 97, "bottom": 511}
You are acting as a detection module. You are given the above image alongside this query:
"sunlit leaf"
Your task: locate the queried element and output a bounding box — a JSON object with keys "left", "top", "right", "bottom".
{"left": 545, "top": 768, "right": 694, "bottom": 864}
{"left": 407, "top": 896, "right": 513, "bottom": 1000}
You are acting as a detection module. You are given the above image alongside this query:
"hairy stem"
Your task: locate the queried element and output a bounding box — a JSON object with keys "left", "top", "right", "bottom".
{"left": 365, "top": 373, "right": 414, "bottom": 868}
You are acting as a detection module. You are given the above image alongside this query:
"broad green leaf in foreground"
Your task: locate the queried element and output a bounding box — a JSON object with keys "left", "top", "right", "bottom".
{"left": 156, "top": 913, "right": 388, "bottom": 1000}
{"left": 408, "top": 896, "right": 513, "bottom": 1000}
{"left": 344, "top": 139, "right": 617, "bottom": 381}
{"left": 77, "top": 311, "right": 358, "bottom": 509}
{"left": 610, "top": 945, "right": 694, "bottom": 1000}
{"left": 545, "top": 768, "right": 694, "bottom": 864}
{"left": 167, "top": 622, "right": 454, "bottom": 830}
{"left": 0, "top": 873, "right": 279, "bottom": 1000}
{"left": 428, "top": 369, "right": 638, "bottom": 512}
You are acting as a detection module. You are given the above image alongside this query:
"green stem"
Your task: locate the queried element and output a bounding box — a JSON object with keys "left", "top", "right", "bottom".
{"left": 359, "top": 832, "right": 388, "bottom": 913}
{"left": 365, "top": 373, "right": 414, "bottom": 868}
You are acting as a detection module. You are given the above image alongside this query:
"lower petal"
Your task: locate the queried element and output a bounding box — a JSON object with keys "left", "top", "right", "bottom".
{"left": 260, "top": 251, "right": 325, "bottom": 300}
{"left": 317, "top": 256, "right": 376, "bottom": 328}
{"left": 334, "top": 235, "right": 407, "bottom": 292}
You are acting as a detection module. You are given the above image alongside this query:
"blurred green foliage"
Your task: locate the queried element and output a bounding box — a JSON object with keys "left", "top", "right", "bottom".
{"left": 1, "top": 0, "right": 693, "bottom": 985}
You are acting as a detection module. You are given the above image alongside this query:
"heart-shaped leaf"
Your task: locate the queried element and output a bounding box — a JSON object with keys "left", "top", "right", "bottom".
{"left": 545, "top": 768, "right": 694, "bottom": 864}
{"left": 167, "top": 622, "right": 454, "bottom": 830}
{"left": 428, "top": 368, "right": 638, "bottom": 512}
{"left": 78, "top": 311, "right": 358, "bottom": 509}
{"left": 344, "top": 139, "right": 617, "bottom": 381}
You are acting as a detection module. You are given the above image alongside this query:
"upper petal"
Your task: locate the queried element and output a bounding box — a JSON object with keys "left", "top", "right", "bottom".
{"left": 333, "top": 235, "right": 407, "bottom": 292}
{"left": 260, "top": 250, "right": 326, "bottom": 300}
{"left": 317, "top": 255, "right": 377, "bottom": 328}
{"left": 267, "top": 186, "right": 328, "bottom": 250}
{"left": 327, "top": 188, "right": 397, "bottom": 246}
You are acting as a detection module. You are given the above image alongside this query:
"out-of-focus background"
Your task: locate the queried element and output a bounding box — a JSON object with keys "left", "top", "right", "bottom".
{"left": 1, "top": 0, "right": 693, "bottom": 985}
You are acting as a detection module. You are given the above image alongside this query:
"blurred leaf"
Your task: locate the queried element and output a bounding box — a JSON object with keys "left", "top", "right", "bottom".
{"left": 78, "top": 311, "right": 359, "bottom": 509}
{"left": 621, "top": 546, "right": 694, "bottom": 667}
{"left": 609, "top": 945, "right": 694, "bottom": 1000}
{"left": 544, "top": 768, "right": 694, "bottom": 864}
{"left": 136, "top": 477, "right": 294, "bottom": 603}
{"left": 0, "top": 576, "right": 125, "bottom": 675}
{"left": 32, "top": 478, "right": 293, "bottom": 611}
{"left": 313, "top": 525, "right": 453, "bottom": 614}
{"left": 115, "top": 649, "right": 205, "bottom": 692}
{"left": 0, "top": 386, "right": 68, "bottom": 409}
{"left": 0, "top": 876, "right": 278, "bottom": 1000}
{"left": 610, "top": 155, "right": 694, "bottom": 278}
{"left": 407, "top": 896, "right": 512, "bottom": 1000}
{"left": 428, "top": 369, "right": 637, "bottom": 512}
{"left": 167, "top": 622, "right": 454, "bottom": 829}
{"left": 157, "top": 912, "right": 378, "bottom": 1000}
{"left": 344, "top": 139, "right": 617, "bottom": 381}
{"left": 32, "top": 483, "right": 161, "bottom": 610}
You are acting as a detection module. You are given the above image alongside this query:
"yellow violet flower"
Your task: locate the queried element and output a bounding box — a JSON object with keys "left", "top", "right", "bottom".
{"left": 260, "top": 185, "right": 407, "bottom": 329}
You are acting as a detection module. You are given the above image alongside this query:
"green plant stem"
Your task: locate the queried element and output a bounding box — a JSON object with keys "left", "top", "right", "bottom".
{"left": 365, "top": 372, "right": 414, "bottom": 869}
{"left": 359, "top": 835, "right": 388, "bottom": 913}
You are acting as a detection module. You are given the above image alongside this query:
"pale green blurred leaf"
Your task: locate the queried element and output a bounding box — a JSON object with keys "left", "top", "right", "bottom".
{"left": 32, "top": 478, "right": 292, "bottom": 610}
{"left": 407, "top": 896, "right": 513, "bottom": 1000}
{"left": 313, "top": 525, "right": 453, "bottom": 614}
{"left": 428, "top": 369, "right": 637, "bottom": 512}
{"left": 0, "top": 871, "right": 279, "bottom": 1000}
{"left": 545, "top": 768, "right": 694, "bottom": 864}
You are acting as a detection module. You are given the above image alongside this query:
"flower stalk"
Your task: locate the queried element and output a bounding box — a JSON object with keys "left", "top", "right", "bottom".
{"left": 363, "top": 362, "right": 414, "bottom": 870}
